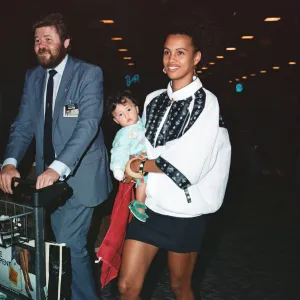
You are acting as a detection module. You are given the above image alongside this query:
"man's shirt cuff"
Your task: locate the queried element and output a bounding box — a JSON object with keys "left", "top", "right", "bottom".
{"left": 48, "top": 160, "right": 71, "bottom": 181}
{"left": 1, "top": 158, "right": 18, "bottom": 169}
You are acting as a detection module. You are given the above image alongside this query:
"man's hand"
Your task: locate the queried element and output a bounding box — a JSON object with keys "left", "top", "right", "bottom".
{"left": 0, "top": 164, "right": 21, "bottom": 194}
{"left": 36, "top": 168, "right": 60, "bottom": 190}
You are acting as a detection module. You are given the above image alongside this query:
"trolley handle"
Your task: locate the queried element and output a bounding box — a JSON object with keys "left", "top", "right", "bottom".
{"left": 12, "top": 177, "right": 36, "bottom": 187}
{"left": 11, "top": 177, "right": 73, "bottom": 208}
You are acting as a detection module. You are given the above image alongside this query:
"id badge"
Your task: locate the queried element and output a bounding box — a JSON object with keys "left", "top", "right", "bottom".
{"left": 63, "top": 103, "right": 79, "bottom": 117}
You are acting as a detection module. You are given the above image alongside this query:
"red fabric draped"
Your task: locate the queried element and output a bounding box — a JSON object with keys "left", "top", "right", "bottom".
{"left": 97, "top": 182, "right": 134, "bottom": 288}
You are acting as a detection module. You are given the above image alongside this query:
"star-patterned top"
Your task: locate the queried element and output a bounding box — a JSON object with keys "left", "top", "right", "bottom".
{"left": 144, "top": 87, "right": 207, "bottom": 202}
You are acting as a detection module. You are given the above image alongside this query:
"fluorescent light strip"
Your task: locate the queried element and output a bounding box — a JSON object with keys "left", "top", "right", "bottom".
{"left": 264, "top": 17, "right": 281, "bottom": 22}
{"left": 100, "top": 20, "right": 114, "bottom": 24}
{"left": 241, "top": 36, "right": 254, "bottom": 39}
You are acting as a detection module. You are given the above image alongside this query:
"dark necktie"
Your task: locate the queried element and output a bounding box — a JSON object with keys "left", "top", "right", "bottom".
{"left": 44, "top": 69, "right": 57, "bottom": 166}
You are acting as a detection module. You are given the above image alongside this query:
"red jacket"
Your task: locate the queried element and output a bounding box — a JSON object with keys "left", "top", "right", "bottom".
{"left": 97, "top": 182, "right": 134, "bottom": 287}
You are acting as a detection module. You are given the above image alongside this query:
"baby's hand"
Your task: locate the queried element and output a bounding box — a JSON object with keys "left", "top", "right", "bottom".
{"left": 114, "top": 169, "right": 125, "bottom": 181}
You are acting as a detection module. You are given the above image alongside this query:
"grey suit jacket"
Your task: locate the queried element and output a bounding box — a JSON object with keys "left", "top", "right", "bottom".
{"left": 5, "top": 56, "right": 112, "bottom": 207}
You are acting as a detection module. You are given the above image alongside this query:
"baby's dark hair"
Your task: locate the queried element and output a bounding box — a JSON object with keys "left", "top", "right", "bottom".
{"left": 106, "top": 90, "right": 139, "bottom": 116}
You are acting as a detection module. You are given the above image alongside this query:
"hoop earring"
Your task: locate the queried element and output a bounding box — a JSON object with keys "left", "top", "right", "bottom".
{"left": 163, "top": 68, "right": 167, "bottom": 74}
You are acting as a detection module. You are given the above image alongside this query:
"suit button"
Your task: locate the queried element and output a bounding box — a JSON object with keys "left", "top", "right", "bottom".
{"left": 41, "top": 156, "right": 44, "bottom": 160}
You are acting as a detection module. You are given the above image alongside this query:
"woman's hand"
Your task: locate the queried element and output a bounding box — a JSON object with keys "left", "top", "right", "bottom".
{"left": 123, "top": 158, "right": 142, "bottom": 183}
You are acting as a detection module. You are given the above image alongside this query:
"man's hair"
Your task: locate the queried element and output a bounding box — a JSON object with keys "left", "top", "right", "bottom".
{"left": 33, "top": 13, "right": 71, "bottom": 47}
{"left": 106, "top": 90, "right": 139, "bottom": 116}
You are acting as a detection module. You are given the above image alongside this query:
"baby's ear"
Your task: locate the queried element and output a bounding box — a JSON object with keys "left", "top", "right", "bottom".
{"left": 113, "top": 118, "right": 119, "bottom": 125}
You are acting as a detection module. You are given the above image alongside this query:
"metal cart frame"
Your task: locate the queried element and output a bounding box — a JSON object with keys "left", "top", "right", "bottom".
{"left": 0, "top": 178, "right": 72, "bottom": 300}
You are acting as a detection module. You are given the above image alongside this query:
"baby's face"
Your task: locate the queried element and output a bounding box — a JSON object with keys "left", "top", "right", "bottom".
{"left": 112, "top": 98, "right": 139, "bottom": 127}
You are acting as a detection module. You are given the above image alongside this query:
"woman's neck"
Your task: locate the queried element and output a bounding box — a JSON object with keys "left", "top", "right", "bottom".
{"left": 171, "top": 75, "right": 194, "bottom": 92}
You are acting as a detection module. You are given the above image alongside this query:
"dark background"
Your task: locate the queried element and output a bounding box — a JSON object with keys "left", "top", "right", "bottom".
{"left": 0, "top": 1, "right": 300, "bottom": 298}
{"left": 0, "top": 0, "right": 299, "bottom": 176}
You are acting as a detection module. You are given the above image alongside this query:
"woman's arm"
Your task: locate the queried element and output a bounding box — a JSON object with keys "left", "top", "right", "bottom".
{"left": 123, "top": 158, "right": 162, "bottom": 183}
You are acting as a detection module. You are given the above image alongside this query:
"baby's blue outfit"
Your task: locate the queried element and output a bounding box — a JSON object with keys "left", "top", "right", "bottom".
{"left": 110, "top": 119, "right": 147, "bottom": 185}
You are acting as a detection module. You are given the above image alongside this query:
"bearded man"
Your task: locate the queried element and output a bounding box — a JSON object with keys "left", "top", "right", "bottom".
{"left": 0, "top": 13, "right": 112, "bottom": 300}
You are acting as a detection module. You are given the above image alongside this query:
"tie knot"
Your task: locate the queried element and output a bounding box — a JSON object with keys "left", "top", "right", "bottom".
{"left": 48, "top": 69, "right": 57, "bottom": 78}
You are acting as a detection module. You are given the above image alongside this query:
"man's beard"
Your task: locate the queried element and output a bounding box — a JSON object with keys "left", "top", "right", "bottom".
{"left": 37, "top": 45, "right": 67, "bottom": 69}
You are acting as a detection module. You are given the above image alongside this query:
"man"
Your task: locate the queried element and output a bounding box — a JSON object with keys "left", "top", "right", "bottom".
{"left": 0, "top": 13, "right": 112, "bottom": 300}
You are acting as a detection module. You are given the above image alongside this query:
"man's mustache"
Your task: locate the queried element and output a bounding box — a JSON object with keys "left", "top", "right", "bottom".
{"left": 38, "top": 48, "right": 50, "bottom": 55}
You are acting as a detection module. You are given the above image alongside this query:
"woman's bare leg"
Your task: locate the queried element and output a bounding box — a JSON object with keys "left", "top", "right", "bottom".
{"left": 119, "top": 239, "right": 159, "bottom": 300}
{"left": 168, "top": 251, "right": 198, "bottom": 300}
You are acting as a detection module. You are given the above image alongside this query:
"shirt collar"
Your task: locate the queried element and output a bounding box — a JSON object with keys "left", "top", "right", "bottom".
{"left": 47, "top": 54, "right": 68, "bottom": 76}
{"left": 167, "top": 76, "right": 203, "bottom": 101}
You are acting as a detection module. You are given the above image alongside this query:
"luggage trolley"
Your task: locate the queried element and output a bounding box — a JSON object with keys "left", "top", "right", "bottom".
{"left": 0, "top": 178, "right": 72, "bottom": 300}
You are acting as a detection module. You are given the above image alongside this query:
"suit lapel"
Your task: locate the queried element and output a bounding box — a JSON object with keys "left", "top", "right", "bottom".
{"left": 52, "top": 56, "right": 74, "bottom": 131}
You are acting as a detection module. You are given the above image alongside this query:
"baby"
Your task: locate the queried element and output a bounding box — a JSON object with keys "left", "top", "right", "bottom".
{"left": 107, "top": 91, "right": 148, "bottom": 222}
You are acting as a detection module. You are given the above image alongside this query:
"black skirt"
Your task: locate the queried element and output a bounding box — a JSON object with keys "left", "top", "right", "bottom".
{"left": 126, "top": 208, "right": 206, "bottom": 253}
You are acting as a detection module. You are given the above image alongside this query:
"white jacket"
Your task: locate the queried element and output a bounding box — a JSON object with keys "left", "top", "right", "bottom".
{"left": 142, "top": 77, "right": 231, "bottom": 217}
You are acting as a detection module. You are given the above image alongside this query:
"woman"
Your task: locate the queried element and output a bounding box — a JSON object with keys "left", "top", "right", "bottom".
{"left": 118, "top": 30, "right": 231, "bottom": 300}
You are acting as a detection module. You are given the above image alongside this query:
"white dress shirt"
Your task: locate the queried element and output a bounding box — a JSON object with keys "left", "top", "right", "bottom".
{"left": 2, "top": 55, "right": 71, "bottom": 179}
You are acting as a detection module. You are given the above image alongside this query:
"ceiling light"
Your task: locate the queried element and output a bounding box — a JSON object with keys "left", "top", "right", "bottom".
{"left": 197, "top": 70, "right": 202, "bottom": 74}
{"left": 235, "top": 78, "right": 239, "bottom": 81}
{"left": 128, "top": 63, "right": 135, "bottom": 66}
{"left": 242, "top": 76, "right": 247, "bottom": 79}
{"left": 226, "top": 47, "right": 236, "bottom": 51}
{"left": 111, "top": 37, "right": 122, "bottom": 41}
{"left": 264, "top": 17, "right": 281, "bottom": 22}
{"left": 100, "top": 20, "right": 114, "bottom": 24}
{"left": 250, "top": 73, "right": 256, "bottom": 77}
{"left": 241, "top": 36, "right": 254, "bottom": 39}
{"left": 118, "top": 49, "right": 128, "bottom": 52}
{"left": 229, "top": 80, "right": 232, "bottom": 83}
{"left": 260, "top": 70, "right": 267, "bottom": 73}
{"left": 209, "top": 62, "right": 215, "bottom": 65}
{"left": 123, "top": 57, "right": 132, "bottom": 60}
{"left": 288, "top": 61, "right": 296, "bottom": 65}
{"left": 272, "top": 66, "right": 280, "bottom": 70}
{"left": 216, "top": 56, "right": 224, "bottom": 59}
{"left": 201, "top": 66, "right": 208, "bottom": 70}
